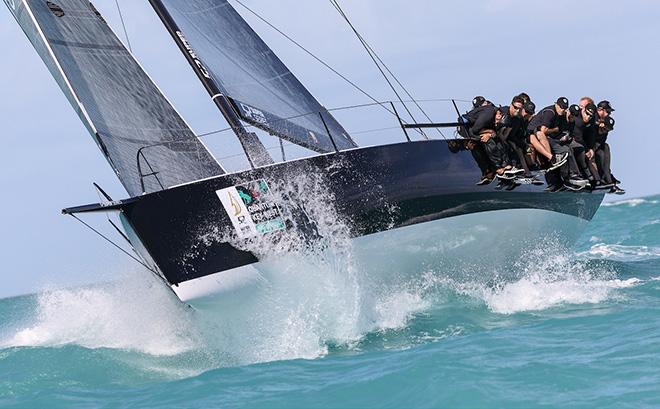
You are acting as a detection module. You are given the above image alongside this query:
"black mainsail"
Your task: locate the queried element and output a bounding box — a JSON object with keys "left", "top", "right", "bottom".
{"left": 148, "top": 0, "right": 358, "bottom": 154}
{"left": 5, "top": 0, "right": 224, "bottom": 196}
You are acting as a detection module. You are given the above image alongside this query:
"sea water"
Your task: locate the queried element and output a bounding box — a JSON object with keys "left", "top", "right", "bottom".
{"left": 0, "top": 195, "right": 658, "bottom": 408}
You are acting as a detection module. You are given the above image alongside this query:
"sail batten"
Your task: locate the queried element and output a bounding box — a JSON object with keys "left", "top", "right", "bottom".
{"left": 149, "top": 0, "right": 357, "bottom": 153}
{"left": 5, "top": 0, "right": 224, "bottom": 196}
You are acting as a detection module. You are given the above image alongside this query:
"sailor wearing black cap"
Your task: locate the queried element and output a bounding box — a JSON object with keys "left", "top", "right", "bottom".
{"left": 526, "top": 97, "right": 573, "bottom": 190}
{"left": 460, "top": 99, "right": 497, "bottom": 184}
{"left": 597, "top": 100, "right": 615, "bottom": 116}
{"left": 593, "top": 108, "right": 625, "bottom": 194}
{"left": 517, "top": 92, "right": 531, "bottom": 104}
{"left": 494, "top": 97, "right": 528, "bottom": 181}
{"left": 472, "top": 96, "right": 487, "bottom": 109}
{"left": 465, "top": 102, "right": 521, "bottom": 181}
{"left": 568, "top": 102, "right": 600, "bottom": 184}
{"left": 498, "top": 96, "right": 534, "bottom": 177}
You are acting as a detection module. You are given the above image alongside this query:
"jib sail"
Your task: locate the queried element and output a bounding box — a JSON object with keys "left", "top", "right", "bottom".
{"left": 4, "top": 0, "right": 224, "bottom": 196}
{"left": 148, "top": 0, "right": 357, "bottom": 153}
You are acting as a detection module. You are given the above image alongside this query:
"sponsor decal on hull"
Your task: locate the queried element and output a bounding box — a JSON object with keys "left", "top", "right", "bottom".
{"left": 216, "top": 179, "right": 285, "bottom": 238}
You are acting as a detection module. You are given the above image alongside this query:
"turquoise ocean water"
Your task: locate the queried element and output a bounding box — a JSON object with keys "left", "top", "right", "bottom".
{"left": 1, "top": 195, "right": 659, "bottom": 408}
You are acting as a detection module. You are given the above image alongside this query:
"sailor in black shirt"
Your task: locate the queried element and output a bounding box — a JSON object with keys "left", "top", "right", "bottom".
{"left": 496, "top": 96, "right": 528, "bottom": 176}
{"left": 459, "top": 101, "right": 496, "bottom": 184}
{"left": 526, "top": 98, "right": 568, "bottom": 165}
{"left": 526, "top": 97, "right": 572, "bottom": 188}
{"left": 467, "top": 98, "right": 524, "bottom": 179}
{"left": 568, "top": 102, "right": 600, "bottom": 183}
{"left": 594, "top": 100, "right": 624, "bottom": 194}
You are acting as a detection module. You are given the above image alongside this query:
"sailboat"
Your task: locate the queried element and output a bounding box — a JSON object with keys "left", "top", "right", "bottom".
{"left": 4, "top": 0, "right": 604, "bottom": 307}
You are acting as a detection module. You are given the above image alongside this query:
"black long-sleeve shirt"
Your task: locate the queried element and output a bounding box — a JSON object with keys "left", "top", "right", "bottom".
{"left": 467, "top": 105, "right": 499, "bottom": 137}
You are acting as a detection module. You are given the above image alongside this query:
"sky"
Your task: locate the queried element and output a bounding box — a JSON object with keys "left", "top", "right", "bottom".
{"left": 0, "top": 0, "right": 658, "bottom": 297}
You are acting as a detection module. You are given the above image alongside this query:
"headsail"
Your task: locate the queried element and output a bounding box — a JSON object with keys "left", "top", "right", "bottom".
{"left": 4, "top": 0, "right": 224, "bottom": 196}
{"left": 148, "top": 0, "right": 358, "bottom": 153}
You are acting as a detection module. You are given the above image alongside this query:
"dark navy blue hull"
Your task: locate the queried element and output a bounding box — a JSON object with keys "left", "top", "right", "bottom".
{"left": 117, "top": 139, "right": 603, "bottom": 286}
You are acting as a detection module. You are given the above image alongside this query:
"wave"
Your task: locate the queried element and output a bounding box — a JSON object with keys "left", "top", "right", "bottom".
{"left": 602, "top": 198, "right": 659, "bottom": 207}
{"left": 577, "top": 244, "right": 660, "bottom": 262}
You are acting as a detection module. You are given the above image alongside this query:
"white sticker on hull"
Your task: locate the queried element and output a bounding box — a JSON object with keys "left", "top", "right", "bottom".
{"left": 216, "top": 179, "right": 285, "bottom": 238}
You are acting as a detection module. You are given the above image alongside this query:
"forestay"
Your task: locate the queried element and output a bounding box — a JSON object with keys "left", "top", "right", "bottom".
{"left": 149, "top": 0, "right": 357, "bottom": 153}
{"left": 4, "top": 0, "right": 224, "bottom": 196}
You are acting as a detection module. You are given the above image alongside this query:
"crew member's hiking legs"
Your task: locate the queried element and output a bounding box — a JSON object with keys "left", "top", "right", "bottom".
{"left": 531, "top": 132, "right": 553, "bottom": 161}
{"left": 482, "top": 138, "right": 510, "bottom": 173}
{"left": 470, "top": 142, "right": 495, "bottom": 183}
{"left": 596, "top": 143, "right": 613, "bottom": 184}
{"left": 547, "top": 138, "right": 572, "bottom": 182}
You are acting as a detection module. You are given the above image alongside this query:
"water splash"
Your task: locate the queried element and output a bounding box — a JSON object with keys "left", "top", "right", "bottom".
{"left": 461, "top": 248, "right": 634, "bottom": 314}
{"left": 0, "top": 273, "right": 199, "bottom": 357}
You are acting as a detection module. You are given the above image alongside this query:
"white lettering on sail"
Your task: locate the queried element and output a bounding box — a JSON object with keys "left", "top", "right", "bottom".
{"left": 176, "top": 31, "right": 211, "bottom": 79}
{"left": 240, "top": 103, "right": 268, "bottom": 125}
{"left": 4, "top": 0, "right": 16, "bottom": 11}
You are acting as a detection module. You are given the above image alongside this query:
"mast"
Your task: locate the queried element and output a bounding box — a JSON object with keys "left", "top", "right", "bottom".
{"left": 148, "top": 0, "right": 272, "bottom": 168}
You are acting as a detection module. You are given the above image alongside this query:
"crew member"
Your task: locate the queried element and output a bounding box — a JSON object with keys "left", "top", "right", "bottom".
{"left": 526, "top": 97, "right": 572, "bottom": 190}
{"left": 468, "top": 101, "right": 520, "bottom": 179}
{"left": 568, "top": 102, "right": 600, "bottom": 184}
{"left": 496, "top": 96, "right": 528, "bottom": 176}
{"left": 594, "top": 101, "right": 624, "bottom": 194}
{"left": 459, "top": 99, "right": 496, "bottom": 184}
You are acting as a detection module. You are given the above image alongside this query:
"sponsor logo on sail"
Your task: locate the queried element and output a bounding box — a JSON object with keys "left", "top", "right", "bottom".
{"left": 176, "top": 31, "right": 211, "bottom": 79}
{"left": 5, "top": 0, "right": 16, "bottom": 11}
{"left": 240, "top": 103, "right": 268, "bottom": 125}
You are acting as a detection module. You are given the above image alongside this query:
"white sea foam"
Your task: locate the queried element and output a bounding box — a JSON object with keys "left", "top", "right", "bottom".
{"left": 0, "top": 273, "right": 199, "bottom": 356}
{"left": 603, "top": 198, "right": 659, "bottom": 207}
{"left": 577, "top": 244, "right": 660, "bottom": 262}
{"left": 480, "top": 275, "right": 639, "bottom": 315}
{"left": 428, "top": 244, "right": 635, "bottom": 315}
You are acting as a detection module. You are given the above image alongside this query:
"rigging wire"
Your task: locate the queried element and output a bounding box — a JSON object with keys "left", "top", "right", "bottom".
{"left": 359, "top": 35, "right": 447, "bottom": 139}
{"left": 328, "top": 0, "right": 426, "bottom": 139}
{"left": 328, "top": 0, "right": 446, "bottom": 140}
{"left": 68, "top": 214, "right": 158, "bottom": 275}
{"left": 229, "top": 0, "right": 425, "bottom": 138}
{"left": 114, "top": 0, "right": 132, "bottom": 52}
